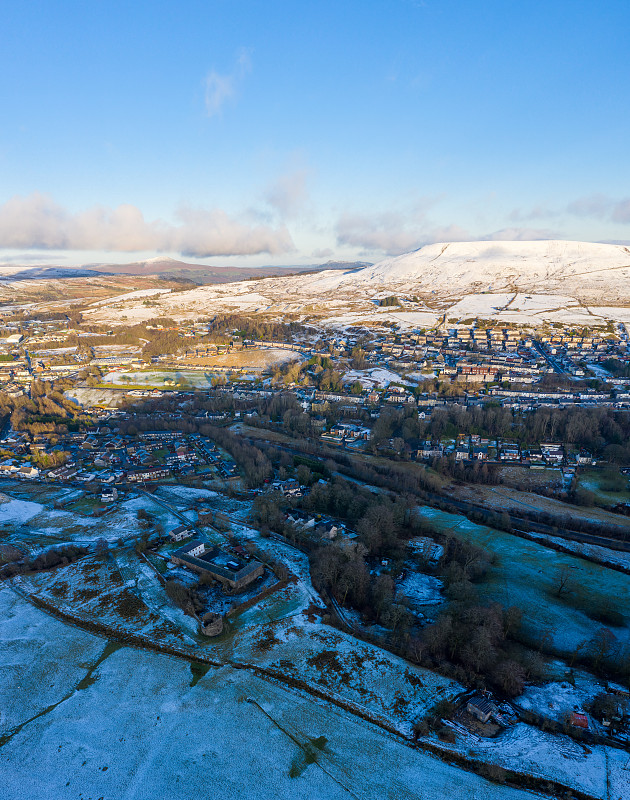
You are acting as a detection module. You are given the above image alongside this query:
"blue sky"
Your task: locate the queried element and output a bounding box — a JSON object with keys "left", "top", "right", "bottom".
{"left": 1, "top": 0, "right": 629, "bottom": 266}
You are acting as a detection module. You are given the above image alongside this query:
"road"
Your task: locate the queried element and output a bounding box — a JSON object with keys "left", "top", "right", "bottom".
{"left": 532, "top": 340, "right": 571, "bottom": 376}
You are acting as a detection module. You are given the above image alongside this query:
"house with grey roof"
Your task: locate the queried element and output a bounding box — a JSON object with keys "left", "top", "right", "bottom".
{"left": 171, "top": 540, "right": 263, "bottom": 591}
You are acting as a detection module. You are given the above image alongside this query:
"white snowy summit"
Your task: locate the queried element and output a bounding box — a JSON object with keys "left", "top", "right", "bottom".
{"left": 323, "top": 240, "right": 630, "bottom": 301}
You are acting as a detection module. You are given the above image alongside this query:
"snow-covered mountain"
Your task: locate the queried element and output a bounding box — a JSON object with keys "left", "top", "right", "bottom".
{"left": 80, "top": 239, "right": 630, "bottom": 327}
{"left": 307, "top": 240, "right": 630, "bottom": 301}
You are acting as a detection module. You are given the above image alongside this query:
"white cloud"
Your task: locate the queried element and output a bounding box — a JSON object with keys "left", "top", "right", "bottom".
{"left": 0, "top": 193, "right": 294, "bottom": 257}
{"left": 508, "top": 205, "right": 558, "bottom": 222}
{"left": 265, "top": 169, "right": 309, "bottom": 218}
{"left": 335, "top": 208, "right": 475, "bottom": 256}
{"left": 566, "top": 193, "right": 630, "bottom": 224}
{"left": 485, "top": 227, "right": 560, "bottom": 241}
{"left": 336, "top": 210, "right": 429, "bottom": 255}
{"left": 611, "top": 199, "right": 630, "bottom": 224}
{"left": 566, "top": 193, "right": 613, "bottom": 219}
{"left": 335, "top": 206, "right": 563, "bottom": 256}
{"left": 312, "top": 247, "right": 334, "bottom": 259}
{"left": 204, "top": 48, "right": 252, "bottom": 117}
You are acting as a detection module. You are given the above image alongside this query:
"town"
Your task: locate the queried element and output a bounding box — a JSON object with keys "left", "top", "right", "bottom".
{"left": 2, "top": 304, "right": 630, "bottom": 799}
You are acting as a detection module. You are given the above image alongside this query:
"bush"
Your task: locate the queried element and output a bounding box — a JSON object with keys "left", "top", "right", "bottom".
{"left": 480, "top": 763, "right": 508, "bottom": 784}
{"left": 492, "top": 659, "right": 526, "bottom": 696}
{"left": 412, "top": 719, "right": 430, "bottom": 738}
{"left": 436, "top": 725, "right": 455, "bottom": 743}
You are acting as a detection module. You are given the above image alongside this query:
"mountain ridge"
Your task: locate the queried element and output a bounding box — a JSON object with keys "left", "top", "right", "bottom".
{"left": 305, "top": 240, "right": 630, "bottom": 302}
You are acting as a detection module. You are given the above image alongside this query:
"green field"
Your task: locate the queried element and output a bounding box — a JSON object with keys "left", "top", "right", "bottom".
{"left": 578, "top": 467, "right": 630, "bottom": 506}
{"left": 416, "top": 506, "right": 630, "bottom": 659}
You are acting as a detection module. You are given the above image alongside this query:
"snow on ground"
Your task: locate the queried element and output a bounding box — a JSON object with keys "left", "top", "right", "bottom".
{"left": 397, "top": 572, "right": 444, "bottom": 607}
{"left": 332, "top": 240, "right": 630, "bottom": 302}
{"left": 113, "top": 549, "right": 200, "bottom": 640}
{"left": 154, "top": 485, "right": 218, "bottom": 507}
{"left": 3, "top": 492, "right": 180, "bottom": 545}
{"left": 590, "top": 306, "right": 630, "bottom": 324}
{"left": 17, "top": 554, "right": 193, "bottom": 650}
{"left": 445, "top": 293, "right": 611, "bottom": 326}
{"left": 343, "top": 367, "right": 412, "bottom": 388}
{"left": 526, "top": 529, "right": 630, "bottom": 571}
{"left": 444, "top": 722, "right": 613, "bottom": 798}
{"left": 89, "top": 286, "right": 172, "bottom": 306}
{"left": 406, "top": 369, "right": 436, "bottom": 380}
{"left": 0, "top": 615, "right": 547, "bottom": 800}
{"left": 322, "top": 310, "right": 441, "bottom": 331}
{"left": 74, "top": 240, "right": 630, "bottom": 330}
{"left": 446, "top": 294, "right": 516, "bottom": 320}
{"left": 515, "top": 669, "right": 604, "bottom": 725}
{"left": 0, "top": 497, "right": 45, "bottom": 525}
{"left": 65, "top": 387, "right": 127, "bottom": 408}
{"left": 0, "top": 586, "right": 105, "bottom": 730}
{"left": 228, "top": 616, "right": 462, "bottom": 736}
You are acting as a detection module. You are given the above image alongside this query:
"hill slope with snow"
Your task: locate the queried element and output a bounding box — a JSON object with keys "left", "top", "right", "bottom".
{"left": 79, "top": 240, "right": 630, "bottom": 327}
{"left": 312, "top": 240, "right": 630, "bottom": 301}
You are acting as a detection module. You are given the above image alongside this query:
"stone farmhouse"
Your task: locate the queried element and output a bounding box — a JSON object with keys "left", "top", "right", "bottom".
{"left": 171, "top": 540, "right": 263, "bottom": 591}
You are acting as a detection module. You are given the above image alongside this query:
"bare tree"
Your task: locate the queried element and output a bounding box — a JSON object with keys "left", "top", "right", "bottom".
{"left": 554, "top": 564, "right": 575, "bottom": 597}
{"left": 492, "top": 659, "right": 526, "bottom": 696}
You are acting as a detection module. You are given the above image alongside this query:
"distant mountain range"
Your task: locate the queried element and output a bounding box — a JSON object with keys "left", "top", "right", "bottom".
{"left": 5, "top": 241, "right": 630, "bottom": 328}
{"left": 0, "top": 256, "right": 371, "bottom": 285}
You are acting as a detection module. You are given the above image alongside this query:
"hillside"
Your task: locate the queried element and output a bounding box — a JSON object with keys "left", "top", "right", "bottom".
{"left": 12, "top": 240, "right": 630, "bottom": 328}
{"left": 308, "top": 240, "right": 630, "bottom": 302}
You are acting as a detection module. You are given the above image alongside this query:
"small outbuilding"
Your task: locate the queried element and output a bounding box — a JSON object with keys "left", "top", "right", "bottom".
{"left": 467, "top": 696, "right": 498, "bottom": 724}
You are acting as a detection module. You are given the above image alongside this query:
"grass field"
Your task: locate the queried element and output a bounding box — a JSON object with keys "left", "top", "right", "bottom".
{"left": 578, "top": 467, "right": 630, "bottom": 506}
{"left": 0, "top": 592, "right": 548, "bottom": 800}
{"left": 416, "top": 506, "right": 630, "bottom": 659}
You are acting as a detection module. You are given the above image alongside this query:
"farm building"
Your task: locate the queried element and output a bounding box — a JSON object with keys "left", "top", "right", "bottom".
{"left": 169, "top": 525, "right": 194, "bottom": 542}
{"left": 171, "top": 540, "right": 263, "bottom": 591}
{"left": 467, "top": 696, "right": 498, "bottom": 724}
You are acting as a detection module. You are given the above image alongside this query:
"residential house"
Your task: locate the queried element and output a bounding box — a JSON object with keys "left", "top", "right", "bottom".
{"left": 169, "top": 524, "right": 193, "bottom": 542}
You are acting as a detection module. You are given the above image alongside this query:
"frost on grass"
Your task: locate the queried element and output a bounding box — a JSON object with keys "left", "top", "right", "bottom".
{"left": 17, "top": 555, "right": 191, "bottom": 648}
{"left": 0, "top": 624, "right": 544, "bottom": 800}
{"left": 0, "top": 587, "right": 104, "bottom": 730}
{"left": 232, "top": 616, "right": 461, "bottom": 735}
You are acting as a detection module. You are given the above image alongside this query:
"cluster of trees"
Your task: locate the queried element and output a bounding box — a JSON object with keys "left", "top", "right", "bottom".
{"left": 378, "top": 296, "right": 401, "bottom": 307}
{"left": 304, "top": 489, "right": 539, "bottom": 696}
{"left": 165, "top": 580, "right": 205, "bottom": 616}
{"left": 206, "top": 313, "right": 308, "bottom": 343}
{"left": 270, "top": 354, "right": 343, "bottom": 392}
{"left": 204, "top": 426, "right": 272, "bottom": 487}
{"left": 30, "top": 448, "right": 70, "bottom": 469}
{"left": 602, "top": 358, "right": 630, "bottom": 378}
{"left": 0, "top": 383, "right": 91, "bottom": 435}
{"left": 421, "top": 603, "right": 532, "bottom": 696}
{"left": 0, "top": 544, "right": 88, "bottom": 579}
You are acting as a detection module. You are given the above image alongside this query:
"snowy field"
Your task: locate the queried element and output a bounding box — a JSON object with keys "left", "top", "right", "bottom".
{"left": 226, "top": 615, "right": 462, "bottom": 736}
{"left": 515, "top": 668, "right": 604, "bottom": 725}
{"left": 0, "top": 590, "right": 549, "bottom": 800}
{"left": 65, "top": 387, "right": 127, "bottom": 407}
{"left": 154, "top": 484, "right": 219, "bottom": 508}
{"left": 0, "top": 488, "right": 180, "bottom": 548}
{"left": 343, "top": 367, "right": 413, "bottom": 389}
{"left": 397, "top": 572, "right": 444, "bottom": 608}
{"left": 0, "top": 586, "right": 105, "bottom": 731}
{"left": 435, "top": 721, "right": 630, "bottom": 800}
{"left": 445, "top": 293, "right": 613, "bottom": 326}
{"left": 16, "top": 554, "right": 195, "bottom": 650}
